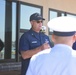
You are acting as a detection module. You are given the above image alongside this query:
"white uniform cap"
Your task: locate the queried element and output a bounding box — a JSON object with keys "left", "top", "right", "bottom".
{"left": 48, "top": 16, "right": 76, "bottom": 36}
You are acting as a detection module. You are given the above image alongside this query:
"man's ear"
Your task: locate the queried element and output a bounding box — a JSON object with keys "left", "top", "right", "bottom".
{"left": 73, "top": 34, "right": 76, "bottom": 43}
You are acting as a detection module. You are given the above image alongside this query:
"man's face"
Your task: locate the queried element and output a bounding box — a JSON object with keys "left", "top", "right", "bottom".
{"left": 31, "top": 20, "right": 43, "bottom": 31}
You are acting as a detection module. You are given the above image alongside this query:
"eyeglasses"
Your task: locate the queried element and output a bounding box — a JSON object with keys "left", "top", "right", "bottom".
{"left": 33, "top": 20, "right": 43, "bottom": 23}
{"left": 36, "top": 20, "right": 43, "bottom": 23}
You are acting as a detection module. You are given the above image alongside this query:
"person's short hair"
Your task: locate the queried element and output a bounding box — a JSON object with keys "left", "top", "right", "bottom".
{"left": 30, "top": 13, "right": 45, "bottom": 21}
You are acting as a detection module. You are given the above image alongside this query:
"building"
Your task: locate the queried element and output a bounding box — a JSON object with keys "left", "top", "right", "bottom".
{"left": 0, "top": 0, "right": 76, "bottom": 74}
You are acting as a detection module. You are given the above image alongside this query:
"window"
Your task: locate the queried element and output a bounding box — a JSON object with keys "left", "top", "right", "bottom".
{"left": 0, "top": 0, "right": 16, "bottom": 60}
{"left": 0, "top": 0, "right": 5, "bottom": 59}
{"left": 49, "top": 10, "right": 57, "bottom": 19}
{"left": 67, "top": 14, "right": 76, "bottom": 18}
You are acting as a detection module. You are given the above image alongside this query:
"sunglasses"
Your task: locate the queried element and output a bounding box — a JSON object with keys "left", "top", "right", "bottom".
{"left": 36, "top": 20, "right": 43, "bottom": 23}
{"left": 34, "top": 20, "right": 43, "bottom": 23}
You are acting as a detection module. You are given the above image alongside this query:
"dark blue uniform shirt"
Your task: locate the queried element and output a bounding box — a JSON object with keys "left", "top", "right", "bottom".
{"left": 72, "top": 42, "right": 76, "bottom": 50}
{"left": 19, "top": 29, "right": 52, "bottom": 75}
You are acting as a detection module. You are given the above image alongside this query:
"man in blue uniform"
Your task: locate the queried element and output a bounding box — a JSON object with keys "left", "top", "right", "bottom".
{"left": 19, "top": 13, "right": 52, "bottom": 75}
{"left": 26, "top": 16, "right": 76, "bottom": 75}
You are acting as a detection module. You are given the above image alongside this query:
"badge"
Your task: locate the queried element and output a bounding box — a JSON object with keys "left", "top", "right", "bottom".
{"left": 32, "top": 41, "right": 37, "bottom": 43}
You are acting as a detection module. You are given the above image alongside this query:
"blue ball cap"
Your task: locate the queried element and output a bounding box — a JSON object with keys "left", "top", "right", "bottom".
{"left": 48, "top": 16, "right": 76, "bottom": 36}
{"left": 30, "top": 13, "right": 45, "bottom": 21}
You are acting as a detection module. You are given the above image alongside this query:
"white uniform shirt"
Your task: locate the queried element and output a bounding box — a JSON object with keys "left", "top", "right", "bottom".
{"left": 26, "top": 44, "right": 76, "bottom": 75}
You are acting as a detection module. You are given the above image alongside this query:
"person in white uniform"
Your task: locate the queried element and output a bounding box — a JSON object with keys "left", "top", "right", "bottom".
{"left": 26, "top": 16, "right": 76, "bottom": 75}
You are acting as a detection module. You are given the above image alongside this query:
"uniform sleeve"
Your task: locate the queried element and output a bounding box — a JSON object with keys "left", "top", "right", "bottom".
{"left": 19, "top": 34, "right": 30, "bottom": 51}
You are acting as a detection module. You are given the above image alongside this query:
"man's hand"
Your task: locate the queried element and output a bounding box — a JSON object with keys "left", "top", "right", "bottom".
{"left": 40, "top": 42, "right": 50, "bottom": 50}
